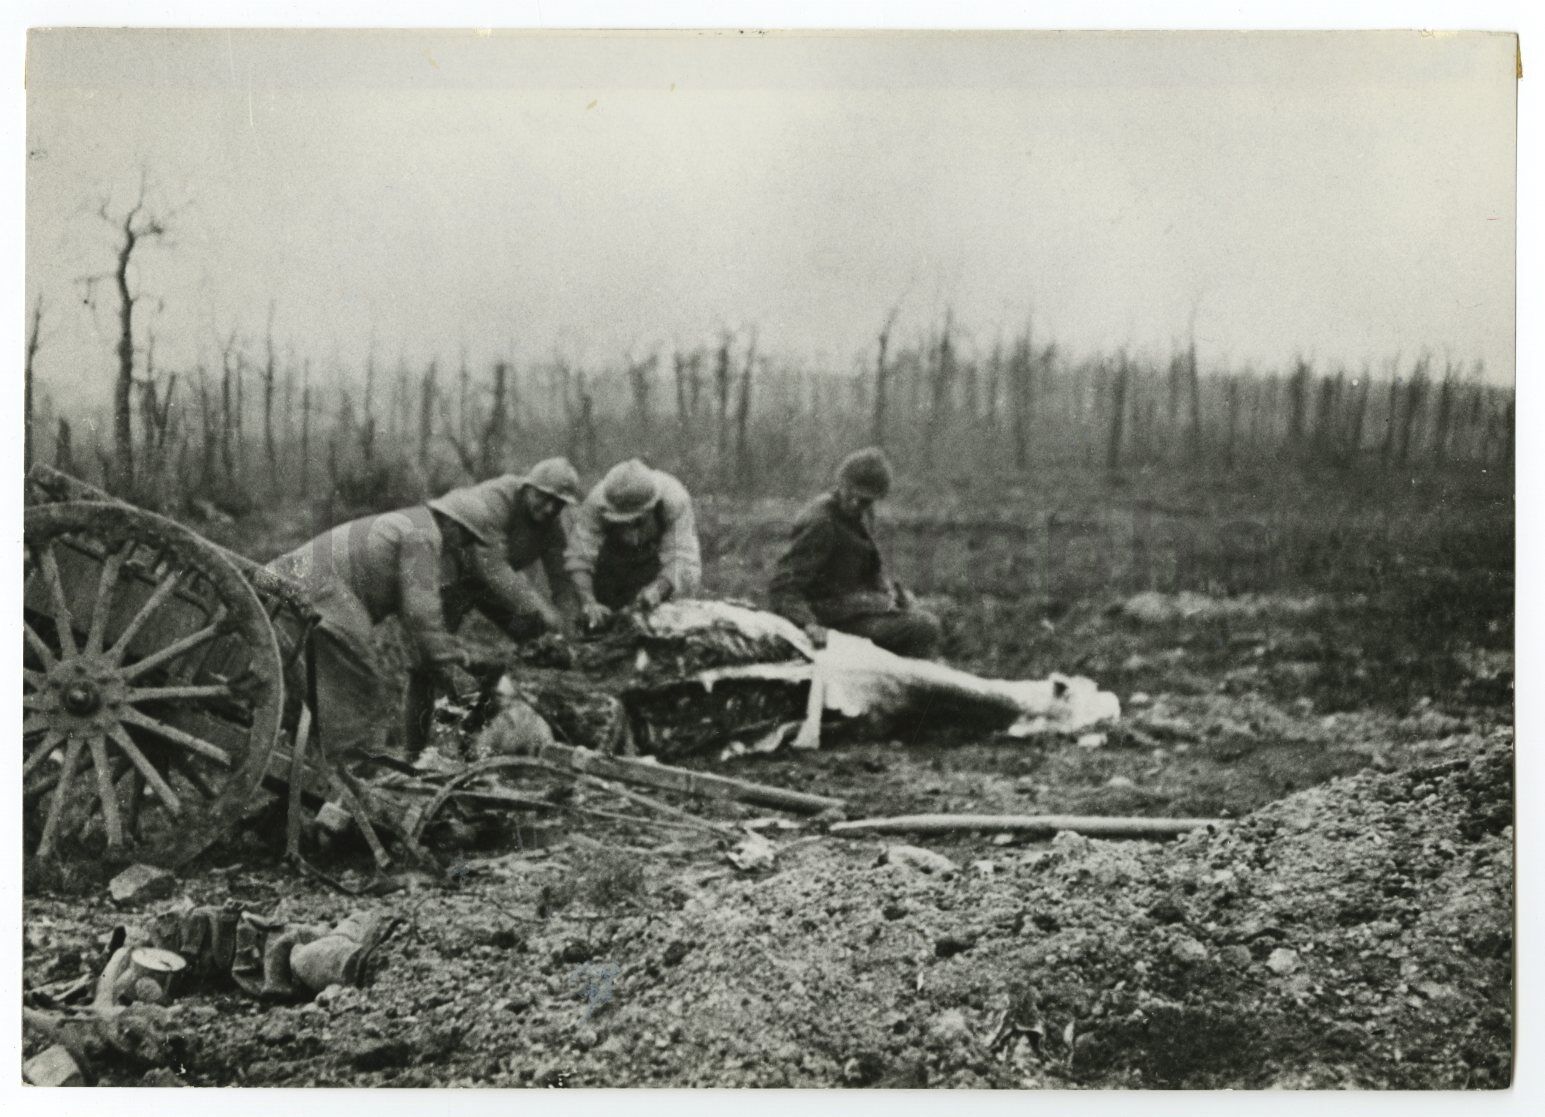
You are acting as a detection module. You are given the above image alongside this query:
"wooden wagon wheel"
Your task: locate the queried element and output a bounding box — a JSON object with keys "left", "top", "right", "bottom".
{"left": 23, "top": 501, "right": 285, "bottom": 867}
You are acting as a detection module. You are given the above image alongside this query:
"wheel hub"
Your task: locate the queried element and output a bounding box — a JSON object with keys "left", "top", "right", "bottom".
{"left": 60, "top": 680, "right": 102, "bottom": 716}
{"left": 41, "top": 654, "right": 129, "bottom": 731}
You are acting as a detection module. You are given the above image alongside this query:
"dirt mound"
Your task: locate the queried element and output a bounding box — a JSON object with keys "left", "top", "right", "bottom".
{"left": 547, "top": 734, "right": 1510, "bottom": 1089}
{"left": 22, "top": 730, "right": 1511, "bottom": 1089}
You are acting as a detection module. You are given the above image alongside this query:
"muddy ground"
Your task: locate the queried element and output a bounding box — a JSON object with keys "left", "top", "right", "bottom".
{"left": 22, "top": 576, "right": 1514, "bottom": 1089}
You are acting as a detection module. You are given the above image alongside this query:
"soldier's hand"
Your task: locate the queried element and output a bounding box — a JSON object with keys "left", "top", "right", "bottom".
{"left": 803, "top": 622, "right": 829, "bottom": 649}
{"left": 581, "top": 600, "right": 612, "bottom": 631}
{"left": 892, "top": 581, "right": 914, "bottom": 610}
{"left": 636, "top": 581, "right": 668, "bottom": 612}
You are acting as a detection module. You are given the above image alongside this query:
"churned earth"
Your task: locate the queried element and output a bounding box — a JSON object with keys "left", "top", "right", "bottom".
{"left": 21, "top": 587, "right": 1514, "bottom": 1089}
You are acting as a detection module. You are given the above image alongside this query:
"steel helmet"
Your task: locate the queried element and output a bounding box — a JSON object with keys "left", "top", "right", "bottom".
{"left": 525, "top": 457, "right": 583, "bottom": 505}
{"left": 598, "top": 459, "right": 662, "bottom": 523}
{"left": 837, "top": 446, "right": 894, "bottom": 500}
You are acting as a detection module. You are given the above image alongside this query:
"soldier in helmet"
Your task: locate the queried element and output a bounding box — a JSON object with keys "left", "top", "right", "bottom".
{"left": 566, "top": 458, "right": 702, "bottom": 629}
{"left": 427, "top": 456, "right": 585, "bottom": 638}
{"left": 267, "top": 458, "right": 586, "bottom": 759}
{"left": 769, "top": 446, "right": 942, "bottom": 659}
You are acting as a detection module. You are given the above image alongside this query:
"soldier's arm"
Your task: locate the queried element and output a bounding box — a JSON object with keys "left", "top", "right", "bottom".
{"left": 655, "top": 496, "right": 703, "bottom": 600}
{"left": 564, "top": 503, "right": 605, "bottom": 607}
{"left": 540, "top": 530, "right": 582, "bottom": 620}
{"left": 468, "top": 540, "right": 563, "bottom": 636}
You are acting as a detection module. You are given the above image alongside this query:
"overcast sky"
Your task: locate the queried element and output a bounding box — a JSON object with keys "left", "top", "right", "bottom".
{"left": 25, "top": 28, "right": 1517, "bottom": 412}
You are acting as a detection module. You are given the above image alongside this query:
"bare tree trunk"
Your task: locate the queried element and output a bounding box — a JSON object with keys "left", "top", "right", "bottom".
{"left": 1165, "top": 352, "right": 1184, "bottom": 447}
{"left": 112, "top": 217, "right": 139, "bottom": 488}
{"left": 25, "top": 294, "right": 42, "bottom": 470}
{"left": 1185, "top": 341, "right": 1203, "bottom": 465}
{"left": 363, "top": 345, "right": 377, "bottom": 451}
{"left": 300, "top": 377, "right": 312, "bottom": 498}
{"left": 985, "top": 341, "right": 1002, "bottom": 442}
{"left": 1344, "top": 369, "right": 1370, "bottom": 467}
{"left": 1223, "top": 374, "right": 1240, "bottom": 469}
{"left": 872, "top": 314, "right": 896, "bottom": 447}
{"left": 1396, "top": 358, "right": 1429, "bottom": 466}
{"left": 283, "top": 352, "right": 295, "bottom": 475}
{"left": 925, "top": 310, "right": 955, "bottom": 470}
{"left": 326, "top": 428, "right": 340, "bottom": 525}
{"left": 1106, "top": 354, "right": 1129, "bottom": 473}
{"left": 261, "top": 311, "right": 278, "bottom": 501}
{"left": 457, "top": 347, "right": 471, "bottom": 448}
{"left": 234, "top": 351, "right": 248, "bottom": 478}
{"left": 1312, "top": 371, "right": 1340, "bottom": 463}
{"left": 1010, "top": 334, "right": 1035, "bottom": 471}
{"left": 579, "top": 384, "right": 598, "bottom": 470}
{"left": 195, "top": 367, "right": 215, "bottom": 481}
{"left": 1285, "top": 358, "right": 1310, "bottom": 457}
{"left": 673, "top": 351, "right": 691, "bottom": 427}
{"left": 219, "top": 337, "right": 237, "bottom": 483}
{"left": 735, "top": 330, "right": 758, "bottom": 489}
{"left": 628, "top": 353, "right": 657, "bottom": 444}
{"left": 419, "top": 361, "right": 437, "bottom": 473}
{"left": 482, "top": 361, "right": 509, "bottom": 476}
{"left": 1432, "top": 362, "right": 1456, "bottom": 466}
{"left": 714, "top": 333, "right": 733, "bottom": 468}
{"left": 1380, "top": 377, "right": 1401, "bottom": 466}
{"left": 55, "top": 417, "right": 74, "bottom": 474}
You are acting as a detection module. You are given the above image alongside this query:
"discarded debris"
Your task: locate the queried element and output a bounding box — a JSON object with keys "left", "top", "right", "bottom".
{"left": 23, "top": 1044, "right": 86, "bottom": 1087}
{"left": 22, "top": 1004, "right": 168, "bottom": 1074}
{"left": 125, "top": 948, "right": 187, "bottom": 1005}
{"left": 726, "top": 831, "right": 777, "bottom": 872}
{"left": 108, "top": 864, "right": 177, "bottom": 906}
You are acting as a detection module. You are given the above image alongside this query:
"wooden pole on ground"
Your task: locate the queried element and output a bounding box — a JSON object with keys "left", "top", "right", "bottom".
{"left": 830, "top": 813, "right": 1220, "bottom": 840}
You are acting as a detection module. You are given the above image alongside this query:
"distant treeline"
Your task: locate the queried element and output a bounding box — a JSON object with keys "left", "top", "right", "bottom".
{"left": 27, "top": 312, "right": 1514, "bottom": 518}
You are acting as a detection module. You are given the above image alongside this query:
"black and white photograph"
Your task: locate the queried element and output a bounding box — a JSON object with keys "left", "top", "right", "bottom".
{"left": 13, "top": 12, "right": 1524, "bottom": 1095}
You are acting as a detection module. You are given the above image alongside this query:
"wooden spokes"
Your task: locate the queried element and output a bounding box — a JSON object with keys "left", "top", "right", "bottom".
{"left": 23, "top": 501, "right": 284, "bottom": 867}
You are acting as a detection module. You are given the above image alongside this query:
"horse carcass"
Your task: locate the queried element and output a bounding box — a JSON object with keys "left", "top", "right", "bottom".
{"left": 504, "top": 600, "right": 1119, "bottom": 759}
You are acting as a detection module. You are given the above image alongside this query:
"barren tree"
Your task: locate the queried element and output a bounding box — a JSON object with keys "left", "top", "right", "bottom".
{"left": 418, "top": 360, "right": 437, "bottom": 472}
{"left": 137, "top": 324, "right": 178, "bottom": 488}
{"left": 672, "top": 349, "right": 692, "bottom": 426}
{"left": 218, "top": 330, "right": 239, "bottom": 483}
{"left": 1396, "top": 356, "right": 1431, "bottom": 465}
{"left": 299, "top": 360, "right": 313, "bottom": 497}
{"left": 260, "top": 302, "right": 279, "bottom": 484}
{"left": 1106, "top": 353, "right": 1129, "bottom": 473}
{"left": 55, "top": 417, "right": 74, "bottom": 474}
{"left": 714, "top": 332, "right": 734, "bottom": 466}
{"left": 872, "top": 303, "right": 902, "bottom": 446}
{"left": 482, "top": 361, "right": 510, "bottom": 475}
{"left": 81, "top": 184, "right": 172, "bottom": 488}
{"left": 626, "top": 351, "right": 659, "bottom": 441}
{"left": 735, "top": 329, "right": 759, "bottom": 488}
{"left": 924, "top": 309, "right": 956, "bottom": 469}
{"left": 1345, "top": 367, "right": 1371, "bottom": 468}
{"left": 457, "top": 344, "right": 471, "bottom": 448}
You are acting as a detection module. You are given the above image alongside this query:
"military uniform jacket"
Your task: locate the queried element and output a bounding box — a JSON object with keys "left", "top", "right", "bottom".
{"left": 428, "top": 473, "right": 579, "bottom": 617}
{"left": 565, "top": 469, "right": 702, "bottom": 599}
{"left": 268, "top": 506, "right": 465, "bottom": 667}
{"left": 769, "top": 491, "right": 897, "bottom": 628}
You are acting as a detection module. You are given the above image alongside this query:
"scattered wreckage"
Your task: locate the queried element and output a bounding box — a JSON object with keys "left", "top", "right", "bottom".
{"left": 25, "top": 463, "right": 1141, "bottom": 880}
